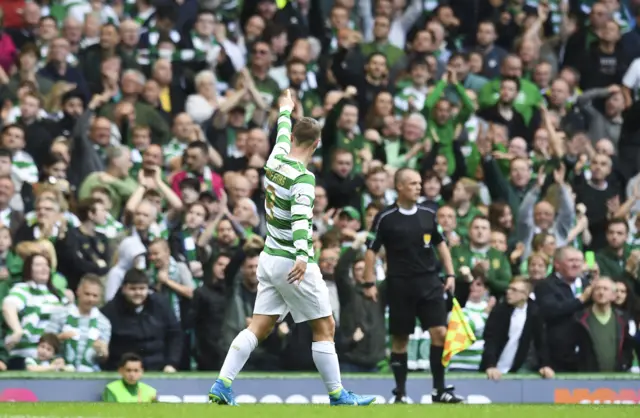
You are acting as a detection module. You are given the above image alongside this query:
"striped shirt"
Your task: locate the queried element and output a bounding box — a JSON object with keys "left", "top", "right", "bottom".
{"left": 262, "top": 106, "right": 315, "bottom": 263}
{"left": 4, "top": 282, "right": 63, "bottom": 358}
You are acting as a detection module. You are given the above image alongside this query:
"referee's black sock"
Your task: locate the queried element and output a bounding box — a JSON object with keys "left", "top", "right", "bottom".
{"left": 389, "top": 352, "right": 408, "bottom": 395}
{"left": 430, "top": 345, "right": 445, "bottom": 391}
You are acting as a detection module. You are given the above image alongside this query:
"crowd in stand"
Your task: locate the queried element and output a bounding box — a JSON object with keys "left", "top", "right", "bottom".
{"left": 0, "top": 0, "right": 639, "bottom": 376}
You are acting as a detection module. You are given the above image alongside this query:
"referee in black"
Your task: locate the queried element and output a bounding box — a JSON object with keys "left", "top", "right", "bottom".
{"left": 363, "top": 167, "right": 463, "bottom": 404}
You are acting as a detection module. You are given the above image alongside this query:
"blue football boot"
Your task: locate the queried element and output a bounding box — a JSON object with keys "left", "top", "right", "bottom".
{"left": 208, "top": 379, "right": 238, "bottom": 406}
{"left": 330, "top": 388, "right": 376, "bottom": 406}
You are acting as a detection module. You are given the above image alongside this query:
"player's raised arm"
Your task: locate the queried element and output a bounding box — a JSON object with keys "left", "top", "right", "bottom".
{"left": 290, "top": 173, "right": 315, "bottom": 264}
{"left": 270, "top": 89, "right": 296, "bottom": 161}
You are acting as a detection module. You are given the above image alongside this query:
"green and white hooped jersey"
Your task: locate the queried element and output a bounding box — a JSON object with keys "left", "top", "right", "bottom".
{"left": 262, "top": 107, "right": 315, "bottom": 263}
{"left": 4, "top": 282, "right": 62, "bottom": 358}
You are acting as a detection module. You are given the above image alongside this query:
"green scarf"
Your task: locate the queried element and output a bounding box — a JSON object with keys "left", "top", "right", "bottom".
{"left": 187, "top": 165, "right": 214, "bottom": 194}
{"left": 148, "top": 258, "right": 181, "bottom": 321}
{"left": 63, "top": 304, "right": 101, "bottom": 372}
{"left": 96, "top": 213, "right": 126, "bottom": 240}
{"left": 182, "top": 229, "right": 202, "bottom": 286}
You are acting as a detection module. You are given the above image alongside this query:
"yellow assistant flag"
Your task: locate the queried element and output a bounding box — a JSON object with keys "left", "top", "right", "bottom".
{"left": 442, "top": 297, "right": 476, "bottom": 367}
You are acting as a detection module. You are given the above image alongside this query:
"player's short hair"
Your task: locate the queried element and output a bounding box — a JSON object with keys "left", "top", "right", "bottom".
{"left": 292, "top": 117, "right": 321, "bottom": 148}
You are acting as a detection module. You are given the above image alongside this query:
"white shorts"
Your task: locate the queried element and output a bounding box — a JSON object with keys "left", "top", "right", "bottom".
{"left": 253, "top": 252, "right": 332, "bottom": 323}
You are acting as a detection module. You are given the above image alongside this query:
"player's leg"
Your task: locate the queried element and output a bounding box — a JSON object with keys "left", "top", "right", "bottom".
{"left": 209, "top": 254, "right": 286, "bottom": 405}
{"left": 276, "top": 263, "right": 375, "bottom": 406}
{"left": 387, "top": 282, "right": 415, "bottom": 403}
{"left": 216, "top": 314, "right": 280, "bottom": 384}
{"left": 418, "top": 296, "right": 464, "bottom": 403}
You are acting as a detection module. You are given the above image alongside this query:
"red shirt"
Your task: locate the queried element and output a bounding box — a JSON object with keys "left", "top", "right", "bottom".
{"left": 3, "top": 0, "right": 26, "bottom": 29}
{"left": 171, "top": 170, "right": 224, "bottom": 198}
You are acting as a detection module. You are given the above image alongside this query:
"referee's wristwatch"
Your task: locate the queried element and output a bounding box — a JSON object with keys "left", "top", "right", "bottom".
{"left": 362, "top": 282, "right": 375, "bottom": 288}
{"left": 444, "top": 274, "right": 456, "bottom": 281}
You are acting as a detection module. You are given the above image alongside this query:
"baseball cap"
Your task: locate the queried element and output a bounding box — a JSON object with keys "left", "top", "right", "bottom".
{"left": 340, "top": 206, "right": 361, "bottom": 222}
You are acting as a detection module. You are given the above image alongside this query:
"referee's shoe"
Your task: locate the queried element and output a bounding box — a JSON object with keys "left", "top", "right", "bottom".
{"left": 432, "top": 386, "right": 465, "bottom": 403}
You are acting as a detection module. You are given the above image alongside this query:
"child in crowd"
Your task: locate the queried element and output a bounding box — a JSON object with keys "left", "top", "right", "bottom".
{"left": 25, "top": 333, "right": 73, "bottom": 372}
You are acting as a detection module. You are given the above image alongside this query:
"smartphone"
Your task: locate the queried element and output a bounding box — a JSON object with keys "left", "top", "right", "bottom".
{"left": 143, "top": 168, "right": 155, "bottom": 176}
{"left": 585, "top": 251, "right": 596, "bottom": 270}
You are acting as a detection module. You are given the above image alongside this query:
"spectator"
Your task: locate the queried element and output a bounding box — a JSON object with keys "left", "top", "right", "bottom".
{"left": 452, "top": 215, "right": 512, "bottom": 298}
{"left": 191, "top": 253, "right": 230, "bottom": 371}
{"left": 448, "top": 273, "right": 491, "bottom": 371}
{"left": 517, "top": 165, "right": 575, "bottom": 258}
{"left": 574, "top": 277, "right": 634, "bottom": 372}
{"left": 77, "top": 146, "right": 136, "bottom": 218}
{"left": 101, "top": 268, "right": 182, "bottom": 372}
{"left": 25, "top": 333, "right": 68, "bottom": 372}
{"left": 596, "top": 218, "right": 632, "bottom": 278}
{"left": 535, "top": 246, "right": 594, "bottom": 372}
{"left": 147, "top": 238, "right": 195, "bottom": 323}
{"left": 105, "top": 236, "right": 147, "bottom": 301}
{"left": 186, "top": 70, "right": 224, "bottom": 124}
{"left": 2, "top": 254, "right": 65, "bottom": 368}
{"left": 220, "top": 244, "right": 284, "bottom": 371}
{"left": 481, "top": 277, "right": 553, "bottom": 379}
{"left": 46, "top": 274, "right": 111, "bottom": 372}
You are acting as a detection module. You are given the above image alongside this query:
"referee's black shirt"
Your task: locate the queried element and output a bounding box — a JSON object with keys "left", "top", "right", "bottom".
{"left": 366, "top": 203, "right": 444, "bottom": 280}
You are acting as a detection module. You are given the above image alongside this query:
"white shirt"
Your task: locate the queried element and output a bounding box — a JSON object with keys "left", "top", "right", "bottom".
{"left": 496, "top": 303, "right": 528, "bottom": 373}
{"left": 623, "top": 58, "right": 640, "bottom": 100}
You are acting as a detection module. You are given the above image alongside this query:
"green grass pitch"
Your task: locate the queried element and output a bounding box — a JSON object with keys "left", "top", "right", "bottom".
{"left": 1, "top": 404, "right": 638, "bottom": 418}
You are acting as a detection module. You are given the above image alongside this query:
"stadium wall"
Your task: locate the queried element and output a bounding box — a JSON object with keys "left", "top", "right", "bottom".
{"left": 0, "top": 374, "right": 639, "bottom": 404}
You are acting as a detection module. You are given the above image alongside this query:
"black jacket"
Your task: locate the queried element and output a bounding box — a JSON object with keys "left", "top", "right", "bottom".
{"left": 101, "top": 292, "right": 182, "bottom": 371}
{"left": 573, "top": 307, "right": 634, "bottom": 372}
{"left": 480, "top": 300, "right": 550, "bottom": 372}
{"left": 334, "top": 248, "right": 386, "bottom": 368}
{"left": 190, "top": 280, "right": 227, "bottom": 370}
{"left": 534, "top": 274, "right": 589, "bottom": 372}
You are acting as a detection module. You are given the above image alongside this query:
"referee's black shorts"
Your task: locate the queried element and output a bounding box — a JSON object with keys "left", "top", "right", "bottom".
{"left": 386, "top": 276, "right": 446, "bottom": 336}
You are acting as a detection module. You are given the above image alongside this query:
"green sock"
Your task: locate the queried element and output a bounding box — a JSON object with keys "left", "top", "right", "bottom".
{"left": 220, "top": 377, "right": 232, "bottom": 388}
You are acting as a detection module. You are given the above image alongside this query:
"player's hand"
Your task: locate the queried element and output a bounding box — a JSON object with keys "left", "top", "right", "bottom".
{"left": 277, "top": 322, "right": 290, "bottom": 338}
{"left": 5, "top": 330, "right": 23, "bottom": 350}
{"left": 353, "top": 327, "right": 364, "bottom": 342}
{"left": 363, "top": 285, "right": 378, "bottom": 302}
{"left": 539, "top": 367, "right": 555, "bottom": 379}
{"left": 444, "top": 275, "right": 455, "bottom": 294}
{"left": 279, "top": 89, "right": 295, "bottom": 110}
{"left": 58, "top": 330, "right": 78, "bottom": 341}
{"left": 486, "top": 367, "right": 501, "bottom": 380}
{"left": 288, "top": 260, "right": 307, "bottom": 284}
